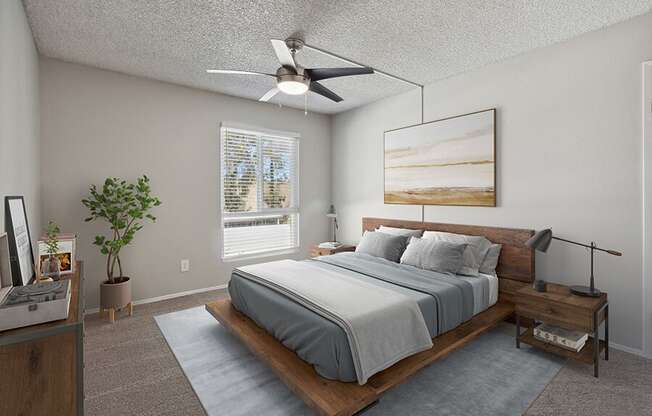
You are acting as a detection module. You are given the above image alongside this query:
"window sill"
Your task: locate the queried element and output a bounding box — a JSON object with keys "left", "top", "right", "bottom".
{"left": 222, "top": 247, "right": 300, "bottom": 263}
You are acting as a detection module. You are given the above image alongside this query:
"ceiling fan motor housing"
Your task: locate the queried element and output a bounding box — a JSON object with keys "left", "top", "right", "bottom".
{"left": 285, "top": 38, "right": 305, "bottom": 54}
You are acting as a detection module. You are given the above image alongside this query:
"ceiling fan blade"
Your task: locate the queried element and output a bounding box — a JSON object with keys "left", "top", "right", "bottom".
{"left": 306, "top": 67, "right": 374, "bottom": 82}
{"left": 309, "top": 82, "right": 343, "bottom": 103}
{"left": 259, "top": 87, "right": 279, "bottom": 102}
{"left": 270, "top": 39, "right": 297, "bottom": 71}
{"left": 206, "top": 69, "right": 274, "bottom": 76}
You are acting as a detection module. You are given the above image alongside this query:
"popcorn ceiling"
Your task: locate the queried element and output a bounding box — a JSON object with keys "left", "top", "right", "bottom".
{"left": 23, "top": 0, "right": 652, "bottom": 114}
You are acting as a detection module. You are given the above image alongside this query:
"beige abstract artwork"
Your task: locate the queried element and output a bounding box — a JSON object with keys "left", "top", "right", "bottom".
{"left": 384, "top": 109, "right": 495, "bottom": 206}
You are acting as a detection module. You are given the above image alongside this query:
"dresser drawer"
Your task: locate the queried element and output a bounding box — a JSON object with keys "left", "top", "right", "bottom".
{"left": 515, "top": 299, "right": 593, "bottom": 332}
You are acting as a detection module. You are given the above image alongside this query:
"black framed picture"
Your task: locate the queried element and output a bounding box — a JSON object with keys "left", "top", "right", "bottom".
{"left": 4, "top": 196, "right": 35, "bottom": 286}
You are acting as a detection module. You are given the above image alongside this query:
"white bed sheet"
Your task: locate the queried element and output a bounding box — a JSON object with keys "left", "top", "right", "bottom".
{"left": 482, "top": 272, "right": 499, "bottom": 307}
{"left": 457, "top": 272, "right": 499, "bottom": 315}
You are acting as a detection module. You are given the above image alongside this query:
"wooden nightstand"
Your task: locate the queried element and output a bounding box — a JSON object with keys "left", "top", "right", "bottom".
{"left": 310, "top": 244, "right": 356, "bottom": 257}
{"left": 514, "top": 282, "right": 608, "bottom": 377}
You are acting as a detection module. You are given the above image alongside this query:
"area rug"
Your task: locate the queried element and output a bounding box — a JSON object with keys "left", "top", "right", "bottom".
{"left": 155, "top": 306, "right": 564, "bottom": 416}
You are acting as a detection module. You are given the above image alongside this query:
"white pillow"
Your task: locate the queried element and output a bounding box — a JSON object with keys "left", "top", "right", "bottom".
{"left": 421, "top": 231, "right": 492, "bottom": 276}
{"left": 377, "top": 225, "right": 423, "bottom": 238}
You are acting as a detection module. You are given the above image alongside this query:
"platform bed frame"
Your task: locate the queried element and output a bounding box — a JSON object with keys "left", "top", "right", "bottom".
{"left": 206, "top": 217, "right": 535, "bottom": 416}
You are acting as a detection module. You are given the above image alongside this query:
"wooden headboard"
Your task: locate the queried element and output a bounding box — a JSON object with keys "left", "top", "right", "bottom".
{"left": 362, "top": 217, "right": 535, "bottom": 285}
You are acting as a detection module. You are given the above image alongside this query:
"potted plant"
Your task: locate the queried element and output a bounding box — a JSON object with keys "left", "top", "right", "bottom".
{"left": 41, "top": 220, "right": 62, "bottom": 281}
{"left": 82, "top": 175, "right": 161, "bottom": 319}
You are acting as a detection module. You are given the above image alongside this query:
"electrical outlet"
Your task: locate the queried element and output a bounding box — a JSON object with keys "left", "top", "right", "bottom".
{"left": 180, "top": 259, "right": 190, "bottom": 272}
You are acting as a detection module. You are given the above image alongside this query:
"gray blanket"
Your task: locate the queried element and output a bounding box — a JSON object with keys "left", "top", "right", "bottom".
{"left": 234, "top": 259, "right": 433, "bottom": 384}
{"left": 316, "top": 252, "right": 475, "bottom": 334}
{"left": 229, "top": 252, "right": 476, "bottom": 383}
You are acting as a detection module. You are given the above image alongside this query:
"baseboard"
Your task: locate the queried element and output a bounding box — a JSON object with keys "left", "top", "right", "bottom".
{"left": 85, "top": 284, "right": 228, "bottom": 315}
{"left": 609, "top": 341, "right": 645, "bottom": 357}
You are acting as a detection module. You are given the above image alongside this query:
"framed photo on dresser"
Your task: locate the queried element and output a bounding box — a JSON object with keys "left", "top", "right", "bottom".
{"left": 37, "top": 235, "right": 76, "bottom": 277}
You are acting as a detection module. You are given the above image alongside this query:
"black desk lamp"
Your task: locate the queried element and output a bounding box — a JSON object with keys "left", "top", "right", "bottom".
{"left": 525, "top": 229, "right": 622, "bottom": 297}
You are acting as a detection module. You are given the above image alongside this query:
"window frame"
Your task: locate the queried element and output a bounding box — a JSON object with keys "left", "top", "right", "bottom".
{"left": 219, "top": 123, "right": 300, "bottom": 261}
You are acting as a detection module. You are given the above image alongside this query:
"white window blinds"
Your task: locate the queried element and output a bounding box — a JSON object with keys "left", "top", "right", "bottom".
{"left": 220, "top": 126, "right": 299, "bottom": 259}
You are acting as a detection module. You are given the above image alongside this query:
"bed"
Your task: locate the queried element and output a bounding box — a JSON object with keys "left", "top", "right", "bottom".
{"left": 206, "top": 217, "right": 535, "bottom": 416}
{"left": 229, "top": 252, "right": 499, "bottom": 382}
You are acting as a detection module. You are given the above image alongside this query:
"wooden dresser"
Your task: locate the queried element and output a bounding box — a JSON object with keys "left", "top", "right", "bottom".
{"left": 0, "top": 261, "right": 84, "bottom": 415}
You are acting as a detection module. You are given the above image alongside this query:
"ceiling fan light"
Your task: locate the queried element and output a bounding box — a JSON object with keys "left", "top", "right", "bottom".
{"left": 277, "top": 80, "right": 308, "bottom": 95}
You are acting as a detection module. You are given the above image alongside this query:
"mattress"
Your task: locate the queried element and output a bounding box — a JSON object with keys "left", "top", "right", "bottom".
{"left": 228, "top": 252, "right": 498, "bottom": 382}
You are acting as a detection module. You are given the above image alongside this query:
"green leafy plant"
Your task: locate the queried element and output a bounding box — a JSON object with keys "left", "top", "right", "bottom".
{"left": 45, "top": 220, "right": 61, "bottom": 255}
{"left": 82, "top": 175, "right": 161, "bottom": 284}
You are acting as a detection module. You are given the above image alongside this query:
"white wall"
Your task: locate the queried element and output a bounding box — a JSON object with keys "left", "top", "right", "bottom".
{"left": 40, "top": 58, "right": 331, "bottom": 309}
{"left": 333, "top": 13, "right": 652, "bottom": 351}
{"left": 644, "top": 61, "right": 652, "bottom": 358}
{"left": 0, "top": 1, "right": 40, "bottom": 248}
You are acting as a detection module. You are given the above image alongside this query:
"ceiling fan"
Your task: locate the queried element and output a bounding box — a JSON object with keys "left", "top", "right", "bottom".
{"left": 206, "top": 38, "right": 374, "bottom": 103}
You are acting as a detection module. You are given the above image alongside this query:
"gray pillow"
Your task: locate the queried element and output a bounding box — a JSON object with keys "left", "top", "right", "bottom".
{"left": 377, "top": 225, "right": 423, "bottom": 238}
{"left": 479, "top": 244, "right": 502, "bottom": 275}
{"left": 422, "top": 231, "right": 492, "bottom": 276}
{"left": 400, "top": 237, "right": 467, "bottom": 274}
{"left": 355, "top": 231, "right": 408, "bottom": 262}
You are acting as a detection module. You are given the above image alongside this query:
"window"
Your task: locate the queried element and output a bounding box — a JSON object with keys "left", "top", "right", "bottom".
{"left": 220, "top": 126, "right": 299, "bottom": 260}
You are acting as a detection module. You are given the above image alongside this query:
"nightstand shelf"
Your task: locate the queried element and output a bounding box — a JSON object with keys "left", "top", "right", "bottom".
{"left": 518, "top": 328, "right": 605, "bottom": 365}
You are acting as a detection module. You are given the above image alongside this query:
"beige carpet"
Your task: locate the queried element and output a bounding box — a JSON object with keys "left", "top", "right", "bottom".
{"left": 84, "top": 290, "right": 226, "bottom": 416}
{"left": 84, "top": 289, "right": 652, "bottom": 416}
{"left": 525, "top": 348, "right": 652, "bottom": 415}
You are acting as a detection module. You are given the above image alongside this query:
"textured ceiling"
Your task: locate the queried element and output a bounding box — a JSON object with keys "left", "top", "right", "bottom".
{"left": 24, "top": 0, "right": 652, "bottom": 114}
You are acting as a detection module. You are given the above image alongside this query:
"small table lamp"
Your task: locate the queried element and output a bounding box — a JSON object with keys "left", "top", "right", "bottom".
{"left": 525, "top": 229, "right": 622, "bottom": 297}
{"left": 326, "top": 205, "right": 338, "bottom": 244}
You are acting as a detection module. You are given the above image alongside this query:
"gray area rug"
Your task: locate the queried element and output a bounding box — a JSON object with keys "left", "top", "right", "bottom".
{"left": 155, "top": 306, "right": 565, "bottom": 416}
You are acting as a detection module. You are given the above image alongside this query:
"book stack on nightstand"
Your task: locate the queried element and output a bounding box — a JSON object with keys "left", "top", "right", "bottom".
{"left": 533, "top": 324, "right": 588, "bottom": 353}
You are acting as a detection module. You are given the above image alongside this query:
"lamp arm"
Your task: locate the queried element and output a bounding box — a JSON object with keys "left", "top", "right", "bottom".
{"left": 552, "top": 236, "right": 622, "bottom": 256}
{"left": 551, "top": 236, "right": 590, "bottom": 249}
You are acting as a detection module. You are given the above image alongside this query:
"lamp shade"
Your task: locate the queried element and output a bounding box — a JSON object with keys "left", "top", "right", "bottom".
{"left": 277, "top": 80, "right": 309, "bottom": 95}
{"left": 526, "top": 229, "right": 552, "bottom": 252}
{"left": 326, "top": 204, "right": 337, "bottom": 218}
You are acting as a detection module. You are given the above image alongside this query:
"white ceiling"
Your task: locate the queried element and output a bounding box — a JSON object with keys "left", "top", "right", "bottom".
{"left": 24, "top": 1, "right": 652, "bottom": 114}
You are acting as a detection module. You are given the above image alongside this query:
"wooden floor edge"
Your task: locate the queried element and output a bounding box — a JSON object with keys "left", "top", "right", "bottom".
{"left": 206, "top": 299, "right": 515, "bottom": 416}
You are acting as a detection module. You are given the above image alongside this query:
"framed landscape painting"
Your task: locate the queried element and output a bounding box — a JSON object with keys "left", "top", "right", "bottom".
{"left": 384, "top": 108, "right": 496, "bottom": 207}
